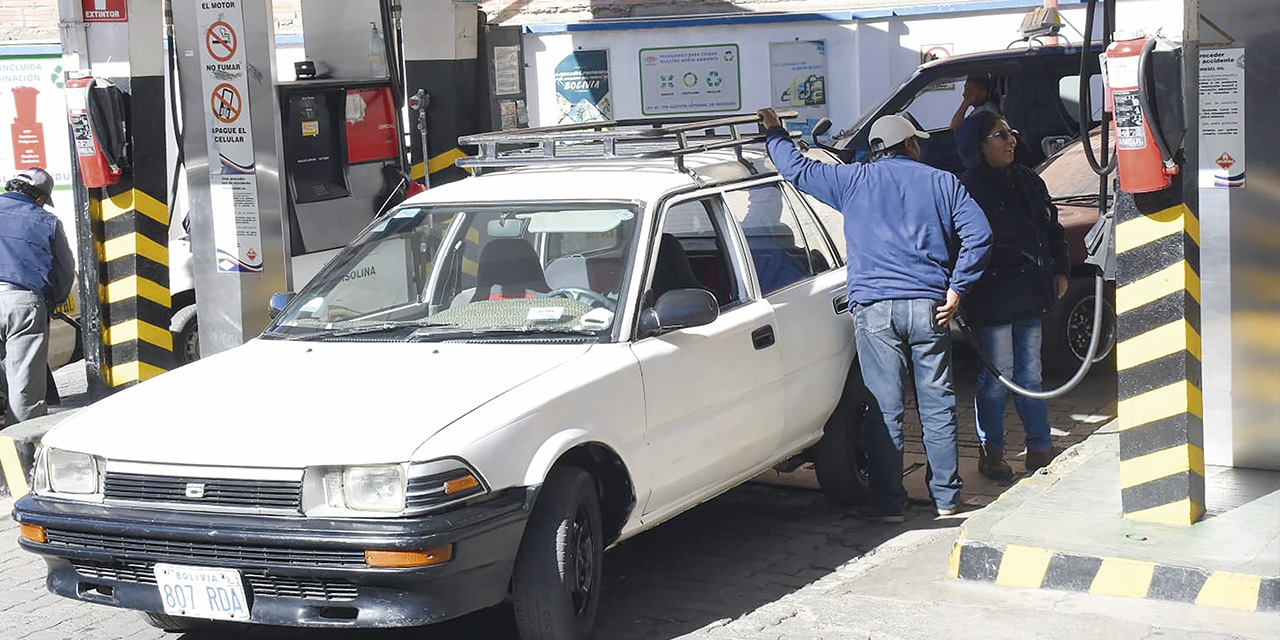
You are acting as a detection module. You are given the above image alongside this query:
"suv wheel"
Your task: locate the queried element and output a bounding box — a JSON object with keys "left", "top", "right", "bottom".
{"left": 813, "top": 364, "right": 872, "bottom": 505}
{"left": 511, "top": 466, "right": 603, "bottom": 640}
{"left": 170, "top": 305, "right": 200, "bottom": 365}
{"left": 1044, "top": 278, "right": 1115, "bottom": 374}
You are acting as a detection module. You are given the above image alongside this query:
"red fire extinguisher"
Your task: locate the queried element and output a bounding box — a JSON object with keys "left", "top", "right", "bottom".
{"left": 1105, "top": 35, "right": 1177, "bottom": 193}
{"left": 65, "top": 76, "right": 127, "bottom": 188}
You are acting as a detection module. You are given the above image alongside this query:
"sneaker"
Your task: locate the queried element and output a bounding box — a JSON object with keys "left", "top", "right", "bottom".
{"left": 936, "top": 504, "right": 962, "bottom": 516}
{"left": 856, "top": 504, "right": 906, "bottom": 524}
{"left": 978, "top": 445, "right": 1014, "bottom": 482}
{"left": 1026, "top": 448, "right": 1056, "bottom": 473}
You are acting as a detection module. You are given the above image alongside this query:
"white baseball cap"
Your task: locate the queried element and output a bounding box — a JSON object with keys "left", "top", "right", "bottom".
{"left": 868, "top": 114, "right": 930, "bottom": 152}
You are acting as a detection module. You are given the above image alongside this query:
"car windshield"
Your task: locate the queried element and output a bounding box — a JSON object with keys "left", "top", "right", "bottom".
{"left": 266, "top": 202, "right": 641, "bottom": 342}
{"left": 1039, "top": 128, "right": 1114, "bottom": 200}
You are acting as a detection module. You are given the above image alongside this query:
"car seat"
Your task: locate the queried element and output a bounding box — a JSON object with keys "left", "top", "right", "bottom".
{"left": 471, "top": 238, "right": 551, "bottom": 302}
{"left": 649, "top": 233, "right": 704, "bottom": 302}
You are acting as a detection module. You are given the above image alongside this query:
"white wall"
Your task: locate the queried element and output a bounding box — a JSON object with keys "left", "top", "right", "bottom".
{"left": 520, "top": 0, "right": 1183, "bottom": 133}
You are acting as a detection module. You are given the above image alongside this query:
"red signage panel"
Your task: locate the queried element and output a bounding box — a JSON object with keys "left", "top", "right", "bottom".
{"left": 82, "top": 0, "right": 128, "bottom": 23}
{"left": 346, "top": 87, "right": 399, "bottom": 164}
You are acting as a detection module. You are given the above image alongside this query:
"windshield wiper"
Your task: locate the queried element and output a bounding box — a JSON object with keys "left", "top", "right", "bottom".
{"left": 272, "top": 320, "right": 456, "bottom": 341}
{"left": 409, "top": 325, "right": 602, "bottom": 342}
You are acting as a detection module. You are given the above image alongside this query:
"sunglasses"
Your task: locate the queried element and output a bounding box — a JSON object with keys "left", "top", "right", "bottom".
{"left": 985, "top": 129, "right": 1019, "bottom": 142}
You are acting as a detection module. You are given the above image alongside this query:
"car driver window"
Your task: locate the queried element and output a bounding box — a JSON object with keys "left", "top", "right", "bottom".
{"left": 651, "top": 198, "right": 740, "bottom": 307}
{"left": 904, "top": 75, "right": 967, "bottom": 131}
{"left": 722, "top": 184, "right": 814, "bottom": 295}
{"left": 782, "top": 185, "right": 841, "bottom": 272}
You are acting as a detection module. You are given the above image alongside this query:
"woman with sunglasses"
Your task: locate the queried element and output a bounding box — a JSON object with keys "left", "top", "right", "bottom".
{"left": 954, "top": 111, "right": 1069, "bottom": 481}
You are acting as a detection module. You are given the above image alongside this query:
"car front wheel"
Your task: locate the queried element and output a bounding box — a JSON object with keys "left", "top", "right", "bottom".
{"left": 511, "top": 466, "right": 603, "bottom": 640}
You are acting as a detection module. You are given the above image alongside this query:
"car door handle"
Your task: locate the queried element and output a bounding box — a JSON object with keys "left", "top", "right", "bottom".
{"left": 751, "top": 325, "right": 775, "bottom": 350}
{"left": 833, "top": 293, "right": 849, "bottom": 314}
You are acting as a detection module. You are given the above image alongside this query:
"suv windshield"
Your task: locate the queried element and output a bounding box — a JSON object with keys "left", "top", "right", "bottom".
{"left": 1039, "top": 128, "right": 1114, "bottom": 201}
{"left": 267, "top": 202, "right": 641, "bottom": 342}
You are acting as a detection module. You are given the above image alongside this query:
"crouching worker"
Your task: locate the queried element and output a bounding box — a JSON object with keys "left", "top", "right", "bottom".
{"left": 758, "top": 108, "right": 992, "bottom": 521}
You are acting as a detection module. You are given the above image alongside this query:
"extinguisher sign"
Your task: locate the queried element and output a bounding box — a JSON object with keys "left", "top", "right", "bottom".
{"left": 82, "top": 0, "right": 127, "bottom": 22}
{"left": 1198, "top": 47, "right": 1246, "bottom": 188}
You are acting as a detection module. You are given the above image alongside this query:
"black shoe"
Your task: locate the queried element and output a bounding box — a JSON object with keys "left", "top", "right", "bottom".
{"left": 979, "top": 445, "right": 1014, "bottom": 482}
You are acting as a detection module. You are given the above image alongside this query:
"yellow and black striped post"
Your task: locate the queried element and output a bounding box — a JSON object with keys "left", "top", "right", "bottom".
{"left": 1114, "top": 189, "right": 1204, "bottom": 525}
{"left": 65, "top": 0, "right": 173, "bottom": 392}
{"left": 402, "top": 2, "right": 481, "bottom": 188}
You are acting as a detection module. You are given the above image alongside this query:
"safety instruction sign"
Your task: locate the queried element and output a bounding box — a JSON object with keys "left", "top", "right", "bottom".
{"left": 770, "top": 41, "right": 828, "bottom": 141}
{"left": 639, "top": 44, "right": 740, "bottom": 116}
{"left": 82, "top": 0, "right": 127, "bottom": 22}
{"left": 197, "top": 0, "right": 263, "bottom": 273}
{"left": 1198, "top": 47, "right": 1245, "bottom": 188}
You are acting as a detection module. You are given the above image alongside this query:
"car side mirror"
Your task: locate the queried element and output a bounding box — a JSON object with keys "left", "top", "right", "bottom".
{"left": 268, "top": 292, "right": 295, "bottom": 319}
{"left": 638, "top": 289, "right": 719, "bottom": 338}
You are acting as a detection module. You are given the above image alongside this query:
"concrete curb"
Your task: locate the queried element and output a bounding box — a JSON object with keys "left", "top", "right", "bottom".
{"left": 950, "top": 430, "right": 1279, "bottom": 613}
{"left": 0, "top": 410, "right": 81, "bottom": 499}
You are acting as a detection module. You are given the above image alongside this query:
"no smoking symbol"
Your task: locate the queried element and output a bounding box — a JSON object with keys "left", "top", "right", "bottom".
{"left": 211, "top": 83, "right": 242, "bottom": 123}
{"left": 206, "top": 21, "right": 237, "bottom": 62}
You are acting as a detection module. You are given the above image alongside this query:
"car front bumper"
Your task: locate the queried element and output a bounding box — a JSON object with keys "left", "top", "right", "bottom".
{"left": 12, "top": 488, "right": 534, "bottom": 628}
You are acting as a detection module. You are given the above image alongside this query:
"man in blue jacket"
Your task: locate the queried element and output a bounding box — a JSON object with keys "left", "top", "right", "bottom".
{"left": 0, "top": 168, "right": 75, "bottom": 423}
{"left": 759, "top": 108, "right": 992, "bottom": 521}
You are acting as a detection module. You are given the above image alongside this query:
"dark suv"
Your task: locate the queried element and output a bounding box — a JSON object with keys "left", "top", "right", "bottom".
{"left": 830, "top": 43, "right": 1104, "bottom": 171}
{"left": 824, "top": 43, "right": 1112, "bottom": 372}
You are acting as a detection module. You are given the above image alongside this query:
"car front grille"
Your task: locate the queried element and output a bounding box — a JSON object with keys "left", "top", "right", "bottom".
{"left": 104, "top": 472, "right": 302, "bottom": 512}
{"left": 70, "top": 560, "right": 359, "bottom": 601}
{"left": 45, "top": 528, "right": 367, "bottom": 568}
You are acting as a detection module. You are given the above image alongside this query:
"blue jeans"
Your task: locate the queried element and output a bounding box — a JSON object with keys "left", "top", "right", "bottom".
{"left": 972, "top": 319, "right": 1052, "bottom": 453}
{"left": 854, "top": 299, "right": 962, "bottom": 512}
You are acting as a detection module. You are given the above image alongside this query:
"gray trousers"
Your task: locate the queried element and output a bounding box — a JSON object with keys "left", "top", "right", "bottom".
{"left": 0, "top": 289, "right": 49, "bottom": 423}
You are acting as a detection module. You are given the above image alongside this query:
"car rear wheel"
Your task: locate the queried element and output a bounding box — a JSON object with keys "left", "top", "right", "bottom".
{"left": 511, "top": 466, "right": 603, "bottom": 640}
{"left": 1044, "top": 278, "right": 1115, "bottom": 374}
{"left": 813, "top": 364, "right": 872, "bottom": 505}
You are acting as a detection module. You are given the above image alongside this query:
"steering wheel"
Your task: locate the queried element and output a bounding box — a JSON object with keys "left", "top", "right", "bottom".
{"left": 547, "top": 287, "right": 615, "bottom": 311}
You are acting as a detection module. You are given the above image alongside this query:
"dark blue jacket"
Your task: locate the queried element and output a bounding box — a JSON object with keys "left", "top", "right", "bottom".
{"left": 0, "top": 192, "right": 75, "bottom": 307}
{"left": 954, "top": 116, "right": 1069, "bottom": 326}
{"left": 765, "top": 129, "right": 992, "bottom": 305}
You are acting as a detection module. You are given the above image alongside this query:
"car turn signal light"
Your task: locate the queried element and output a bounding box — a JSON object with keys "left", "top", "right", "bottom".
{"left": 365, "top": 545, "right": 453, "bottom": 568}
{"left": 444, "top": 474, "right": 480, "bottom": 495}
{"left": 19, "top": 523, "right": 46, "bottom": 544}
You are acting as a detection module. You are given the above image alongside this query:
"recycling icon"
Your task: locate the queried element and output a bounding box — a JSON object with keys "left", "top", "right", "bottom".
{"left": 660, "top": 74, "right": 675, "bottom": 89}
{"left": 706, "top": 71, "right": 723, "bottom": 88}
{"left": 682, "top": 72, "right": 699, "bottom": 88}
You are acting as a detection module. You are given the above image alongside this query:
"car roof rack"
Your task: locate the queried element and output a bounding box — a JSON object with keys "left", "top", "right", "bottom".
{"left": 456, "top": 110, "right": 799, "bottom": 175}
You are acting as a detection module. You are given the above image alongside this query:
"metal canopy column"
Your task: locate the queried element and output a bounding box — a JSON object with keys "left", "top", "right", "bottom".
{"left": 56, "top": 0, "right": 173, "bottom": 393}
{"left": 171, "top": 0, "right": 289, "bottom": 355}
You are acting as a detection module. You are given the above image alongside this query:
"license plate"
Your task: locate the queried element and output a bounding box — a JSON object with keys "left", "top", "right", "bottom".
{"left": 152, "top": 563, "right": 250, "bottom": 621}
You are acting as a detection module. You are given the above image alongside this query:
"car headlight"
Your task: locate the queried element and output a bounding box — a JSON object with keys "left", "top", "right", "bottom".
{"left": 303, "top": 459, "right": 486, "bottom": 517}
{"left": 341, "top": 465, "right": 405, "bottom": 512}
{"left": 43, "top": 447, "right": 102, "bottom": 496}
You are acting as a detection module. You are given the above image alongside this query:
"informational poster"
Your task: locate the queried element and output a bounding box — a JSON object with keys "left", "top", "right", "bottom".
{"left": 770, "top": 41, "right": 829, "bottom": 140}
{"left": 1198, "top": 47, "right": 1246, "bottom": 188}
{"left": 639, "top": 44, "right": 740, "bottom": 116}
{"left": 555, "top": 50, "right": 611, "bottom": 124}
{"left": 197, "top": 0, "right": 264, "bottom": 273}
{"left": 0, "top": 56, "right": 71, "bottom": 192}
{"left": 493, "top": 46, "right": 522, "bottom": 96}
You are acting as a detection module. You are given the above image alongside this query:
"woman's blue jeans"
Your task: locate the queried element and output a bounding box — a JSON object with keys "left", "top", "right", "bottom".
{"left": 854, "top": 299, "right": 962, "bottom": 513}
{"left": 971, "top": 318, "right": 1053, "bottom": 453}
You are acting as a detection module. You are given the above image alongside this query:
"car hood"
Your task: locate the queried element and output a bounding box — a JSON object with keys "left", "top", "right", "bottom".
{"left": 42, "top": 338, "right": 593, "bottom": 468}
